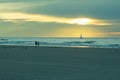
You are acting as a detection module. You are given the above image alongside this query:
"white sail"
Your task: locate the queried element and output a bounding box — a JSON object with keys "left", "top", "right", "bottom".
{"left": 80, "top": 34, "right": 83, "bottom": 39}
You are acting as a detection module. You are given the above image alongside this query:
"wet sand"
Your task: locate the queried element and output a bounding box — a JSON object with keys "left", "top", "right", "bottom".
{"left": 0, "top": 45, "right": 120, "bottom": 80}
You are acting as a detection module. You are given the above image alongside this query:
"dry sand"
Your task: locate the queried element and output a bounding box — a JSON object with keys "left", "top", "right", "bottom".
{"left": 0, "top": 45, "right": 120, "bottom": 80}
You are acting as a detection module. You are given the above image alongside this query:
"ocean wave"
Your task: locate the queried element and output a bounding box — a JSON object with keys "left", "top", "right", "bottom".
{"left": 0, "top": 38, "right": 120, "bottom": 48}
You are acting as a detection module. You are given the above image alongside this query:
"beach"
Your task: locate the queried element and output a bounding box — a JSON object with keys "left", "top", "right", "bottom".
{"left": 0, "top": 45, "right": 120, "bottom": 80}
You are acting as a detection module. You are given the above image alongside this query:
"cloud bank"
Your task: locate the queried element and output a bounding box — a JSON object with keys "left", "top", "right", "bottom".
{"left": 0, "top": 12, "right": 114, "bottom": 26}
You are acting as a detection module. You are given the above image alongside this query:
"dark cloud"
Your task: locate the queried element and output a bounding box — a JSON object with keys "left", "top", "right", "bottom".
{"left": 23, "top": 0, "right": 120, "bottom": 19}
{"left": 1, "top": 0, "right": 120, "bottom": 19}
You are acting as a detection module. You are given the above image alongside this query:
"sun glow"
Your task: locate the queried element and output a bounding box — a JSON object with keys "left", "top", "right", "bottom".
{"left": 0, "top": 12, "right": 111, "bottom": 25}
{"left": 51, "top": 27, "right": 102, "bottom": 37}
{"left": 70, "top": 18, "right": 92, "bottom": 25}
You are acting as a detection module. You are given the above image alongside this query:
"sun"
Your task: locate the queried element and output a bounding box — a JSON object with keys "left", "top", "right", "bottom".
{"left": 71, "top": 18, "right": 92, "bottom": 25}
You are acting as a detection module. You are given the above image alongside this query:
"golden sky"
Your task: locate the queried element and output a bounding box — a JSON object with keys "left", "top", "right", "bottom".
{"left": 0, "top": 0, "right": 120, "bottom": 37}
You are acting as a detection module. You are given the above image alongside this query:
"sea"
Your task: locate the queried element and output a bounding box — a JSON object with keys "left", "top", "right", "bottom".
{"left": 0, "top": 37, "right": 120, "bottom": 48}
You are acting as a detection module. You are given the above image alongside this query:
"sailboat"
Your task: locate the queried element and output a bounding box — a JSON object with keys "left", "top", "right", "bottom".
{"left": 80, "top": 34, "right": 83, "bottom": 39}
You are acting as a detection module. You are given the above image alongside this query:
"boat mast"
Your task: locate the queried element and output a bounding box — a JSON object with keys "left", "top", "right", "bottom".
{"left": 80, "top": 34, "right": 82, "bottom": 39}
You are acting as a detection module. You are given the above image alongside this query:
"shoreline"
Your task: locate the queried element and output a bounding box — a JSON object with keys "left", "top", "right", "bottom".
{"left": 0, "top": 44, "right": 120, "bottom": 49}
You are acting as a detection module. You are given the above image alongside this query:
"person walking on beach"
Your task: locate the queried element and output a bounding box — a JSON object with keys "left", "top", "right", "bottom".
{"left": 37, "top": 41, "right": 39, "bottom": 46}
{"left": 35, "top": 41, "right": 39, "bottom": 46}
{"left": 35, "top": 41, "right": 38, "bottom": 46}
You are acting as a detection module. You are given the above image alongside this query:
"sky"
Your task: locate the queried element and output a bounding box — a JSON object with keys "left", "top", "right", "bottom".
{"left": 0, "top": 0, "right": 120, "bottom": 37}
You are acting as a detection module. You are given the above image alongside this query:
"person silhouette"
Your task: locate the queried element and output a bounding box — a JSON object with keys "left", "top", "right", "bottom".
{"left": 37, "top": 41, "right": 39, "bottom": 46}
{"left": 35, "top": 41, "right": 38, "bottom": 46}
{"left": 35, "top": 41, "right": 39, "bottom": 46}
